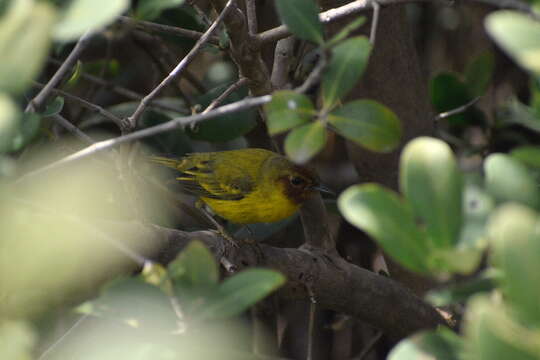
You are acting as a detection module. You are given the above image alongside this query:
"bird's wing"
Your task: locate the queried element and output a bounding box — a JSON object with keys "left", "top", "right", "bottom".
{"left": 169, "top": 154, "right": 255, "bottom": 201}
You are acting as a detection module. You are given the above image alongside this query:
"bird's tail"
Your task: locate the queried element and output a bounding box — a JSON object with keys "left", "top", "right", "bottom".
{"left": 148, "top": 156, "right": 182, "bottom": 170}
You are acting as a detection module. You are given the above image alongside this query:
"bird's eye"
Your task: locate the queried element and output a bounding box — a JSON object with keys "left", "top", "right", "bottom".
{"left": 290, "top": 176, "right": 305, "bottom": 186}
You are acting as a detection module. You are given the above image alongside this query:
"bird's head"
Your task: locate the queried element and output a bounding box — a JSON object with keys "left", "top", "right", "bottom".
{"left": 268, "top": 157, "right": 333, "bottom": 204}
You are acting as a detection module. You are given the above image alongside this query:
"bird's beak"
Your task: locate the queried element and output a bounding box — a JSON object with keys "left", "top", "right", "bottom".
{"left": 311, "top": 184, "right": 336, "bottom": 197}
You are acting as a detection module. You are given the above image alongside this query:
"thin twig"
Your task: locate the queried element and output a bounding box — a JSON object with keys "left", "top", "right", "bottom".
{"left": 352, "top": 331, "right": 383, "bottom": 360}
{"left": 369, "top": 1, "right": 380, "bottom": 45}
{"left": 127, "top": 0, "right": 236, "bottom": 130}
{"left": 32, "top": 81, "right": 124, "bottom": 129}
{"left": 15, "top": 95, "right": 272, "bottom": 183}
{"left": 47, "top": 58, "right": 185, "bottom": 114}
{"left": 26, "top": 31, "right": 94, "bottom": 112}
{"left": 117, "top": 16, "right": 220, "bottom": 44}
{"left": 294, "top": 52, "right": 327, "bottom": 94}
{"left": 306, "top": 286, "right": 316, "bottom": 360}
{"left": 38, "top": 314, "right": 90, "bottom": 360}
{"left": 435, "top": 96, "right": 481, "bottom": 121}
{"left": 245, "top": 0, "right": 258, "bottom": 35}
{"left": 202, "top": 77, "right": 249, "bottom": 114}
{"left": 257, "top": 0, "right": 434, "bottom": 44}
{"left": 51, "top": 114, "right": 95, "bottom": 145}
{"left": 186, "top": 0, "right": 214, "bottom": 26}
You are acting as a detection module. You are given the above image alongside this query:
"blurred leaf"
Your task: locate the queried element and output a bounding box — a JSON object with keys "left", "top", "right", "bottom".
{"left": 426, "top": 269, "right": 499, "bottom": 307}
{"left": 93, "top": 277, "right": 177, "bottom": 329}
{"left": 200, "top": 269, "right": 285, "bottom": 319}
{"left": 389, "top": 327, "right": 462, "bottom": 360}
{"left": 499, "top": 98, "right": 540, "bottom": 133}
{"left": 338, "top": 184, "right": 430, "bottom": 274}
{"left": 136, "top": 0, "right": 184, "bottom": 21}
{"left": 0, "top": 320, "right": 36, "bottom": 360}
{"left": 10, "top": 112, "right": 41, "bottom": 152}
{"left": 187, "top": 84, "right": 256, "bottom": 142}
{"left": 54, "top": 0, "right": 129, "bottom": 41}
{"left": 0, "top": 94, "right": 19, "bottom": 153}
{"left": 322, "top": 36, "right": 371, "bottom": 109}
{"left": 284, "top": 121, "right": 326, "bottom": 164}
{"left": 168, "top": 241, "right": 219, "bottom": 288}
{"left": 484, "top": 153, "right": 540, "bottom": 209}
{"left": 486, "top": 10, "right": 540, "bottom": 74}
{"left": 0, "top": 0, "right": 55, "bottom": 94}
{"left": 400, "top": 137, "right": 463, "bottom": 249}
{"left": 328, "top": 99, "right": 401, "bottom": 152}
{"left": 510, "top": 146, "right": 540, "bottom": 168}
{"left": 42, "top": 96, "right": 64, "bottom": 117}
{"left": 465, "top": 296, "right": 539, "bottom": 360}
{"left": 487, "top": 204, "right": 540, "bottom": 326}
{"left": 264, "top": 90, "right": 314, "bottom": 135}
{"left": 275, "top": 0, "right": 324, "bottom": 44}
{"left": 465, "top": 51, "right": 495, "bottom": 97}
{"left": 141, "top": 262, "right": 173, "bottom": 294}
{"left": 458, "top": 182, "right": 494, "bottom": 250}
{"left": 326, "top": 17, "right": 366, "bottom": 47}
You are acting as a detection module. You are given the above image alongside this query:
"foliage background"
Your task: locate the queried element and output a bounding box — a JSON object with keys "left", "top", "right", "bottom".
{"left": 2, "top": 0, "right": 540, "bottom": 359}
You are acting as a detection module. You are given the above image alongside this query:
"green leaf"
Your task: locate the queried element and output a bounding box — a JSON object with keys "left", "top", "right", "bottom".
{"left": 199, "top": 269, "right": 285, "bottom": 319}
{"left": 484, "top": 153, "right": 540, "bottom": 209}
{"left": 0, "top": 94, "right": 20, "bottom": 153}
{"left": 0, "top": 320, "right": 36, "bottom": 360}
{"left": 426, "top": 269, "right": 499, "bottom": 307}
{"left": 328, "top": 99, "right": 401, "bottom": 152}
{"left": 322, "top": 36, "right": 372, "bottom": 109}
{"left": 510, "top": 146, "right": 540, "bottom": 168}
{"left": 168, "top": 241, "right": 219, "bottom": 288}
{"left": 93, "top": 277, "right": 178, "bottom": 329}
{"left": 54, "top": 0, "right": 129, "bottom": 41}
{"left": 0, "top": 1, "right": 55, "bottom": 94}
{"left": 389, "top": 327, "right": 463, "bottom": 360}
{"left": 326, "top": 17, "right": 366, "bottom": 47}
{"left": 264, "top": 90, "right": 314, "bottom": 135}
{"left": 187, "top": 83, "right": 256, "bottom": 142}
{"left": 400, "top": 137, "right": 463, "bottom": 249}
{"left": 500, "top": 98, "right": 540, "bottom": 133}
{"left": 275, "top": 0, "right": 324, "bottom": 44}
{"left": 284, "top": 121, "right": 327, "bottom": 164}
{"left": 485, "top": 10, "right": 540, "bottom": 74}
{"left": 42, "top": 96, "right": 65, "bottom": 117}
{"left": 487, "top": 204, "right": 540, "bottom": 326}
{"left": 11, "top": 113, "right": 41, "bottom": 151}
{"left": 136, "top": 0, "right": 184, "bottom": 21}
{"left": 464, "top": 296, "right": 539, "bottom": 360}
{"left": 465, "top": 51, "right": 495, "bottom": 97}
{"left": 338, "top": 184, "right": 430, "bottom": 274}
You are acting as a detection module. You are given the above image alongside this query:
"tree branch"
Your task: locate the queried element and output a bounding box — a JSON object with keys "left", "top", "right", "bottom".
{"left": 146, "top": 224, "right": 448, "bottom": 340}
{"left": 126, "top": 0, "right": 236, "bottom": 130}
{"left": 14, "top": 95, "right": 272, "bottom": 183}
{"left": 26, "top": 31, "right": 94, "bottom": 112}
{"left": 258, "top": 0, "right": 436, "bottom": 44}
{"left": 117, "top": 16, "right": 221, "bottom": 45}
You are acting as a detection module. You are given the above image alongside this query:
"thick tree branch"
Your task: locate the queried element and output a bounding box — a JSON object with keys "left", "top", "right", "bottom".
{"left": 209, "top": 0, "right": 272, "bottom": 96}
{"left": 143, "top": 224, "right": 448, "bottom": 340}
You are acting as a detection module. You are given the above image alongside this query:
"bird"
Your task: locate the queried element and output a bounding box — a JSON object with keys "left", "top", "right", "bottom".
{"left": 149, "top": 148, "right": 332, "bottom": 225}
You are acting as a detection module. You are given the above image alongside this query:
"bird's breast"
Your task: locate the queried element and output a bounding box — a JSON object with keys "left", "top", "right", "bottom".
{"left": 201, "top": 188, "right": 299, "bottom": 224}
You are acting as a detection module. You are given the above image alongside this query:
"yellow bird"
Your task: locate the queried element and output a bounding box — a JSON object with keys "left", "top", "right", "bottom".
{"left": 150, "top": 148, "right": 332, "bottom": 224}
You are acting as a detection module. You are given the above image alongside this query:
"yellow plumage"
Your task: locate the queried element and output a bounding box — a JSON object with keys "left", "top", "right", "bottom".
{"left": 150, "top": 148, "right": 325, "bottom": 224}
